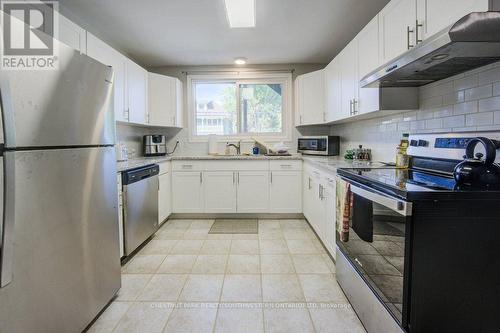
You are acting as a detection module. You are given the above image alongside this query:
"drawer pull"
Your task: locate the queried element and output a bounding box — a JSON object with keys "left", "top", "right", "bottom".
{"left": 181, "top": 164, "right": 193, "bottom": 169}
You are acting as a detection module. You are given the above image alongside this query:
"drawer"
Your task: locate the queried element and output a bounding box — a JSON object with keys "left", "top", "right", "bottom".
{"left": 158, "top": 161, "right": 171, "bottom": 175}
{"left": 269, "top": 160, "right": 302, "bottom": 171}
{"left": 203, "top": 160, "right": 269, "bottom": 171}
{"left": 172, "top": 160, "right": 205, "bottom": 171}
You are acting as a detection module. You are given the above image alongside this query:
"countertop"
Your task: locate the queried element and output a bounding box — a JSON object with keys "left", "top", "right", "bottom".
{"left": 301, "top": 155, "right": 391, "bottom": 174}
{"left": 117, "top": 154, "right": 302, "bottom": 172}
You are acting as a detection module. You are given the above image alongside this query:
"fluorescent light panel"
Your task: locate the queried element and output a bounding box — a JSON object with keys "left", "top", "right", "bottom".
{"left": 224, "top": 0, "right": 255, "bottom": 28}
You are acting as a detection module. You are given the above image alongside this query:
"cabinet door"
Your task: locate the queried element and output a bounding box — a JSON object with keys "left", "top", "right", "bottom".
{"left": 419, "top": 0, "right": 489, "bottom": 40}
{"left": 172, "top": 172, "right": 204, "bottom": 213}
{"left": 148, "top": 73, "right": 175, "bottom": 127}
{"left": 270, "top": 171, "right": 302, "bottom": 213}
{"left": 236, "top": 171, "right": 269, "bottom": 213}
{"left": 322, "top": 177, "right": 337, "bottom": 259}
{"left": 297, "top": 70, "right": 325, "bottom": 125}
{"left": 357, "top": 15, "right": 381, "bottom": 115}
{"left": 87, "top": 33, "right": 127, "bottom": 122}
{"left": 158, "top": 173, "right": 171, "bottom": 224}
{"left": 324, "top": 57, "right": 342, "bottom": 122}
{"left": 379, "top": 0, "right": 417, "bottom": 63}
{"left": 339, "top": 42, "right": 359, "bottom": 119}
{"left": 174, "top": 78, "right": 184, "bottom": 128}
{"left": 59, "top": 15, "right": 86, "bottom": 53}
{"left": 127, "top": 59, "right": 148, "bottom": 124}
{"left": 204, "top": 172, "right": 237, "bottom": 213}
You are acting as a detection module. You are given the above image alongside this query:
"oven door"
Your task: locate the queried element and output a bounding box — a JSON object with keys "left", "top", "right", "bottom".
{"left": 297, "top": 138, "right": 327, "bottom": 155}
{"left": 336, "top": 178, "right": 412, "bottom": 328}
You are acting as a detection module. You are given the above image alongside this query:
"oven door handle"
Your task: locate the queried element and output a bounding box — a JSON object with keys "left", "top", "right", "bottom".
{"left": 350, "top": 184, "right": 412, "bottom": 216}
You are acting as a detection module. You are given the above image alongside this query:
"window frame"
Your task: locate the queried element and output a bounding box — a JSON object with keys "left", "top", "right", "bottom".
{"left": 187, "top": 72, "right": 292, "bottom": 142}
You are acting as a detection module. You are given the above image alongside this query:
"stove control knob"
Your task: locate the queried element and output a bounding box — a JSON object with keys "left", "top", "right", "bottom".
{"left": 410, "top": 140, "right": 418, "bottom": 147}
{"left": 417, "top": 140, "right": 428, "bottom": 147}
{"left": 397, "top": 201, "right": 405, "bottom": 211}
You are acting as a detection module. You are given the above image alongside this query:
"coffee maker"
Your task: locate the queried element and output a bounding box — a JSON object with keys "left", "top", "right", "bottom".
{"left": 143, "top": 135, "right": 167, "bottom": 156}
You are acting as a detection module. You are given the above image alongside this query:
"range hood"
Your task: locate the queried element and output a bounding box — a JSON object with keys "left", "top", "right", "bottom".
{"left": 361, "top": 11, "right": 500, "bottom": 88}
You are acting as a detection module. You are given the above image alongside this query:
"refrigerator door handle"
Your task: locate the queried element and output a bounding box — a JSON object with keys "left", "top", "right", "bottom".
{"left": 0, "top": 153, "right": 15, "bottom": 287}
{"left": 0, "top": 76, "right": 16, "bottom": 147}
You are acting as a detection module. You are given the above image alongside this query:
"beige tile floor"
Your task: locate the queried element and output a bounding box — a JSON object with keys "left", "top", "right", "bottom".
{"left": 88, "top": 219, "right": 366, "bottom": 333}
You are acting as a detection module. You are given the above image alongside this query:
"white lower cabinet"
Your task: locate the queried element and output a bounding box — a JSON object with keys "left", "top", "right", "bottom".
{"left": 237, "top": 171, "right": 270, "bottom": 213}
{"left": 172, "top": 171, "right": 204, "bottom": 213}
{"left": 171, "top": 161, "right": 302, "bottom": 214}
{"left": 158, "top": 173, "right": 172, "bottom": 225}
{"left": 322, "top": 175, "right": 337, "bottom": 259}
{"left": 117, "top": 173, "right": 124, "bottom": 258}
{"left": 303, "top": 163, "right": 337, "bottom": 259}
{"left": 204, "top": 171, "right": 237, "bottom": 213}
{"left": 270, "top": 171, "right": 302, "bottom": 213}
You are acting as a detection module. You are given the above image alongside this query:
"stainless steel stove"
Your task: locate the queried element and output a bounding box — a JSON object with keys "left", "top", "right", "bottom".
{"left": 335, "top": 132, "right": 500, "bottom": 333}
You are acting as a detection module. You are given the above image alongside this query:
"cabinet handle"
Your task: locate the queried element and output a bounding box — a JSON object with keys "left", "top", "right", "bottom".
{"left": 182, "top": 164, "right": 193, "bottom": 169}
{"left": 270, "top": 172, "right": 273, "bottom": 184}
{"left": 233, "top": 172, "right": 235, "bottom": 185}
{"left": 237, "top": 172, "right": 240, "bottom": 184}
{"left": 308, "top": 177, "right": 311, "bottom": 190}
{"left": 280, "top": 164, "right": 292, "bottom": 169}
{"left": 319, "top": 184, "right": 323, "bottom": 200}
{"left": 416, "top": 20, "right": 423, "bottom": 44}
{"left": 353, "top": 99, "right": 358, "bottom": 115}
{"left": 200, "top": 172, "right": 203, "bottom": 184}
{"left": 407, "top": 26, "right": 415, "bottom": 49}
{"left": 299, "top": 115, "right": 303, "bottom": 124}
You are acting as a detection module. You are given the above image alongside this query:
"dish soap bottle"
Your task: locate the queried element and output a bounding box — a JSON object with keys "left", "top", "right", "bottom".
{"left": 396, "top": 133, "right": 410, "bottom": 168}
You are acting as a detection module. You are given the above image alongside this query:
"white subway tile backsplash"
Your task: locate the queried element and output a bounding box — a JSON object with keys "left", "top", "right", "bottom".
{"left": 425, "top": 118, "right": 443, "bottom": 129}
{"left": 494, "top": 111, "right": 500, "bottom": 124}
{"left": 478, "top": 66, "right": 500, "bottom": 85}
{"left": 465, "top": 112, "right": 493, "bottom": 126}
{"left": 442, "top": 115, "right": 465, "bottom": 128}
{"left": 478, "top": 96, "right": 500, "bottom": 112}
{"left": 453, "top": 101, "right": 478, "bottom": 115}
{"left": 417, "top": 109, "right": 435, "bottom": 120}
{"left": 421, "top": 96, "right": 443, "bottom": 109}
{"left": 443, "top": 90, "right": 465, "bottom": 106}
{"left": 397, "top": 122, "right": 410, "bottom": 132}
{"left": 410, "top": 120, "right": 426, "bottom": 131}
{"left": 433, "top": 106, "right": 453, "bottom": 118}
{"left": 454, "top": 74, "right": 478, "bottom": 91}
{"left": 494, "top": 82, "right": 500, "bottom": 96}
{"left": 464, "top": 84, "right": 493, "bottom": 101}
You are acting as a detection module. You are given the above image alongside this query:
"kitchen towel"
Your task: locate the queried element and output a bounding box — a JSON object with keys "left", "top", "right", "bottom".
{"left": 336, "top": 178, "right": 352, "bottom": 243}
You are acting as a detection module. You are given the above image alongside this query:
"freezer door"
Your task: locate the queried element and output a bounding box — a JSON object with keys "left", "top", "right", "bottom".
{"left": 0, "top": 40, "right": 115, "bottom": 148}
{"left": 0, "top": 147, "right": 121, "bottom": 333}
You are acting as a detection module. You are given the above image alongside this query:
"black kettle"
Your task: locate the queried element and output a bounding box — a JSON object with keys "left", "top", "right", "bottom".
{"left": 453, "top": 137, "right": 500, "bottom": 188}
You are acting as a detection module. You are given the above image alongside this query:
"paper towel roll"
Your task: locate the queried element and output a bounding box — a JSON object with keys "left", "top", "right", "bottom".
{"left": 208, "top": 135, "right": 218, "bottom": 155}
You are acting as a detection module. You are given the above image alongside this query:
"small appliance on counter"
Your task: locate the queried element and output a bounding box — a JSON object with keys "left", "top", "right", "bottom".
{"left": 297, "top": 135, "right": 340, "bottom": 156}
{"left": 335, "top": 132, "right": 500, "bottom": 333}
{"left": 143, "top": 135, "right": 167, "bottom": 156}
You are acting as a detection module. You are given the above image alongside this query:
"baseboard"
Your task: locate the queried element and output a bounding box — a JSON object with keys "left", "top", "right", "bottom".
{"left": 169, "top": 213, "right": 305, "bottom": 219}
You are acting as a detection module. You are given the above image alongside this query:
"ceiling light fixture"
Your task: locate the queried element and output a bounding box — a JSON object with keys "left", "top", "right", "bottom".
{"left": 234, "top": 57, "right": 247, "bottom": 65}
{"left": 224, "top": 0, "right": 255, "bottom": 28}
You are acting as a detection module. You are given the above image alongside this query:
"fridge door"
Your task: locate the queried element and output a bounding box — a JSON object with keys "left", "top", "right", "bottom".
{"left": 0, "top": 40, "right": 115, "bottom": 148}
{"left": 0, "top": 147, "right": 121, "bottom": 333}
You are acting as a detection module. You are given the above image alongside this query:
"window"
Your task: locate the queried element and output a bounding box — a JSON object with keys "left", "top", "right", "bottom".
{"left": 188, "top": 73, "right": 292, "bottom": 141}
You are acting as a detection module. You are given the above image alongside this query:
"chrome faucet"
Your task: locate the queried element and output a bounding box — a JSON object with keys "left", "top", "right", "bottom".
{"left": 226, "top": 141, "right": 241, "bottom": 155}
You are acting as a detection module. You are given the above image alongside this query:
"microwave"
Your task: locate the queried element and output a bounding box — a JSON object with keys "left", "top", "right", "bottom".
{"left": 297, "top": 136, "right": 340, "bottom": 156}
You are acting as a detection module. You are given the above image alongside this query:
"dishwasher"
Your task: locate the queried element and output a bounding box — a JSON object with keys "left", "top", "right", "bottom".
{"left": 122, "top": 164, "right": 160, "bottom": 256}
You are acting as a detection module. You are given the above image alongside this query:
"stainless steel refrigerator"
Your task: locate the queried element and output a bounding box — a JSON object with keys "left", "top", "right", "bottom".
{"left": 0, "top": 41, "right": 121, "bottom": 332}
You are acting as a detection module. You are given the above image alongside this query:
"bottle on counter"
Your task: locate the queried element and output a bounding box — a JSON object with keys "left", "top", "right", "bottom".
{"left": 396, "top": 133, "right": 410, "bottom": 168}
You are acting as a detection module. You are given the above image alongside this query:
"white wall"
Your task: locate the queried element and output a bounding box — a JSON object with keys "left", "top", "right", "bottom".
{"left": 330, "top": 62, "right": 500, "bottom": 162}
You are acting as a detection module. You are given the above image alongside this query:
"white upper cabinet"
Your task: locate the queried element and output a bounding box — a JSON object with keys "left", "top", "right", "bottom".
{"left": 357, "top": 15, "right": 382, "bottom": 115}
{"left": 148, "top": 73, "right": 184, "bottom": 128}
{"left": 379, "top": 0, "right": 417, "bottom": 63}
{"left": 295, "top": 70, "right": 325, "bottom": 125}
{"left": 126, "top": 59, "right": 148, "bottom": 124}
{"left": 58, "top": 15, "right": 86, "bottom": 53}
{"left": 86, "top": 33, "right": 127, "bottom": 122}
{"left": 324, "top": 57, "right": 342, "bottom": 122}
{"left": 339, "top": 41, "right": 359, "bottom": 118}
{"left": 417, "top": 0, "right": 489, "bottom": 40}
